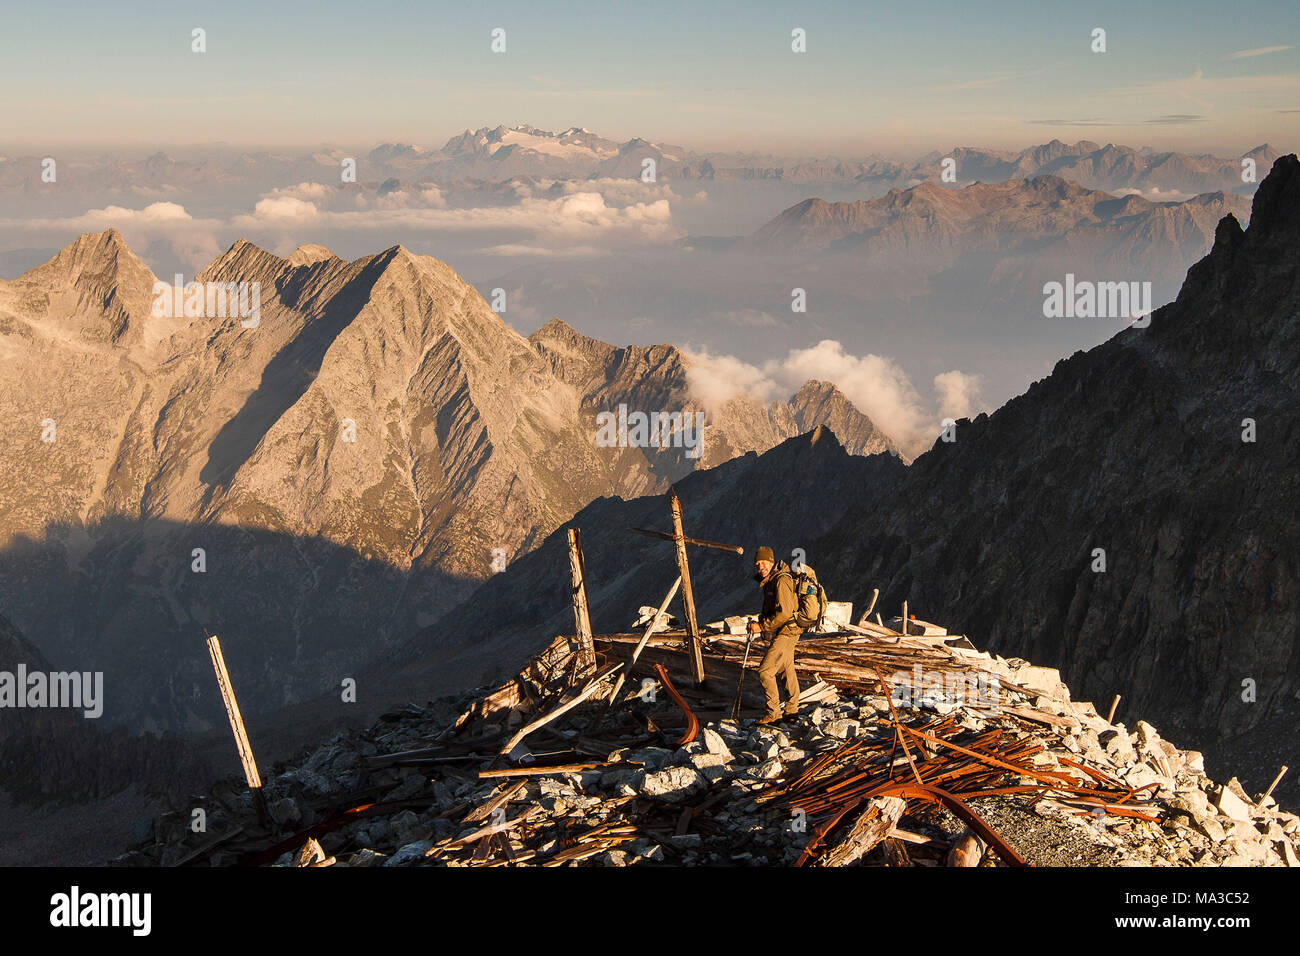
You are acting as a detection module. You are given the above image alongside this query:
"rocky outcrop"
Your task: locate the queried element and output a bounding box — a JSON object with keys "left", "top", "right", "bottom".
{"left": 529, "top": 318, "right": 903, "bottom": 466}
{"left": 0, "top": 612, "right": 211, "bottom": 807}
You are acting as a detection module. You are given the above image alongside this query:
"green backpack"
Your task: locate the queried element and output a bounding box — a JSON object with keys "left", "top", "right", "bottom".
{"left": 789, "top": 564, "right": 828, "bottom": 629}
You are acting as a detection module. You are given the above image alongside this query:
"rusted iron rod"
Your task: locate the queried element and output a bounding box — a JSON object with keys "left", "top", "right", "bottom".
{"left": 874, "top": 783, "right": 1029, "bottom": 867}
{"left": 652, "top": 662, "right": 699, "bottom": 746}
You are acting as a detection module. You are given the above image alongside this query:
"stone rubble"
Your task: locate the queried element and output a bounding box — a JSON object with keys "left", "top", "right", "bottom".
{"left": 114, "top": 630, "right": 1299, "bottom": 868}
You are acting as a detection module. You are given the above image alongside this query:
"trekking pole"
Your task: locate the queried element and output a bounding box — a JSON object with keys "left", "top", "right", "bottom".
{"left": 730, "top": 633, "right": 755, "bottom": 720}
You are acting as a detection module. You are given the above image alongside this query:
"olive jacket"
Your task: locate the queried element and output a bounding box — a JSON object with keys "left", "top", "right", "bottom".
{"left": 757, "top": 561, "right": 803, "bottom": 641}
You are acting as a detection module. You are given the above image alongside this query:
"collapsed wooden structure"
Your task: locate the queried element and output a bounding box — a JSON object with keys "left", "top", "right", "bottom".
{"left": 176, "top": 488, "right": 1175, "bottom": 868}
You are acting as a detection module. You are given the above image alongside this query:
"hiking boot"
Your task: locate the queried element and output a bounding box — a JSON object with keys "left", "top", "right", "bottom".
{"left": 782, "top": 707, "right": 799, "bottom": 720}
{"left": 756, "top": 712, "right": 784, "bottom": 726}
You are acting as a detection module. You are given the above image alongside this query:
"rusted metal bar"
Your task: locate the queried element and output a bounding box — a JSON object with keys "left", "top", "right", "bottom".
{"left": 652, "top": 662, "right": 699, "bottom": 746}
{"left": 874, "top": 666, "right": 925, "bottom": 787}
{"left": 793, "top": 798, "right": 862, "bottom": 867}
{"left": 873, "top": 782, "right": 1029, "bottom": 867}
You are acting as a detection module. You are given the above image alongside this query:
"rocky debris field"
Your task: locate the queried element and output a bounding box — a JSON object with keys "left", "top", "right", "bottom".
{"left": 115, "top": 623, "right": 1299, "bottom": 868}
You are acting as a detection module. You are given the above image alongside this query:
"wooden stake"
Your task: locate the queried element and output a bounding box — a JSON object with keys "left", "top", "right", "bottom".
{"left": 1106, "top": 695, "right": 1121, "bottom": 723}
{"left": 205, "top": 633, "right": 268, "bottom": 825}
{"left": 500, "top": 664, "right": 621, "bottom": 757}
{"left": 669, "top": 489, "right": 705, "bottom": 685}
{"left": 1264, "top": 765, "right": 1289, "bottom": 801}
{"left": 606, "top": 575, "right": 681, "bottom": 706}
{"left": 901, "top": 600, "right": 909, "bottom": 636}
{"left": 858, "top": 588, "right": 879, "bottom": 624}
{"left": 566, "top": 528, "right": 595, "bottom": 673}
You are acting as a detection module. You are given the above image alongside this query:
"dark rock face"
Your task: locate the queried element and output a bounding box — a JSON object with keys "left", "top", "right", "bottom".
{"left": 0, "top": 612, "right": 211, "bottom": 807}
{"left": 813, "top": 156, "right": 1300, "bottom": 797}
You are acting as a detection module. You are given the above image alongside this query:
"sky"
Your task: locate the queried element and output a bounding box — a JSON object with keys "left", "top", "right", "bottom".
{"left": 1, "top": 0, "right": 1297, "bottom": 155}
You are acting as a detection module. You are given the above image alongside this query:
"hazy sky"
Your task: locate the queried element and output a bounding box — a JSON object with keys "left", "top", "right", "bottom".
{"left": 2, "top": 0, "right": 1296, "bottom": 155}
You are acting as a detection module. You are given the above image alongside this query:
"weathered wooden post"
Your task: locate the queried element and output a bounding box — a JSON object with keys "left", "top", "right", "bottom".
{"left": 1264, "top": 765, "right": 1289, "bottom": 802}
{"left": 205, "top": 632, "right": 269, "bottom": 825}
{"left": 669, "top": 490, "right": 706, "bottom": 684}
{"left": 566, "top": 528, "right": 596, "bottom": 672}
{"left": 1107, "top": 695, "right": 1122, "bottom": 723}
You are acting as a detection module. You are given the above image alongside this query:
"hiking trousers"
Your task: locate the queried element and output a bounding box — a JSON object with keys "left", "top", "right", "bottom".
{"left": 758, "top": 630, "right": 801, "bottom": 716}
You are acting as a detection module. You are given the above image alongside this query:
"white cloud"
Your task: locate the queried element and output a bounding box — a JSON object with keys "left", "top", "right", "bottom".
{"left": 229, "top": 188, "right": 682, "bottom": 246}
{"left": 1226, "top": 45, "right": 1293, "bottom": 60}
{"left": 933, "top": 370, "right": 987, "bottom": 423}
{"left": 0, "top": 202, "right": 223, "bottom": 269}
{"left": 682, "top": 339, "right": 988, "bottom": 457}
{"left": 681, "top": 347, "right": 782, "bottom": 410}
{"left": 768, "top": 340, "right": 930, "bottom": 452}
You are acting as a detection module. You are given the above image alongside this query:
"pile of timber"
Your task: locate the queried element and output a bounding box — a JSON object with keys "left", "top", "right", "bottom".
{"left": 115, "top": 618, "right": 1300, "bottom": 868}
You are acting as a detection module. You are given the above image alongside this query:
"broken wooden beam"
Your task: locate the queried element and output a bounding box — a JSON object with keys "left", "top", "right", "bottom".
{"left": 567, "top": 528, "right": 596, "bottom": 672}
{"left": 628, "top": 527, "right": 744, "bottom": 554}
{"left": 607, "top": 575, "right": 682, "bottom": 706}
{"left": 946, "top": 828, "right": 987, "bottom": 867}
{"left": 477, "top": 762, "right": 610, "bottom": 779}
{"left": 1264, "top": 765, "right": 1289, "bottom": 801}
{"left": 815, "top": 795, "right": 906, "bottom": 867}
{"left": 205, "top": 632, "right": 269, "bottom": 825}
{"left": 500, "top": 663, "right": 621, "bottom": 757}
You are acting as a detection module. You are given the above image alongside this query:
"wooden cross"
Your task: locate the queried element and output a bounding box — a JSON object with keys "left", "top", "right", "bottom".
{"left": 627, "top": 488, "right": 744, "bottom": 685}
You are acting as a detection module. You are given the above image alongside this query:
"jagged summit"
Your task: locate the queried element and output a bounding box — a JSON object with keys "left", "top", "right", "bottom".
{"left": 287, "top": 243, "right": 336, "bottom": 266}
{"left": 0, "top": 228, "right": 159, "bottom": 347}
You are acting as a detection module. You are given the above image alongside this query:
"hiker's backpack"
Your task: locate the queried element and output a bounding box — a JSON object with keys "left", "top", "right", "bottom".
{"left": 790, "top": 564, "right": 828, "bottom": 629}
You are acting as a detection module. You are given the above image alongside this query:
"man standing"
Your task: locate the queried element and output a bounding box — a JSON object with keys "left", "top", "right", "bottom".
{"left": 748, "top": 546, "right": 802, "bottom": 725}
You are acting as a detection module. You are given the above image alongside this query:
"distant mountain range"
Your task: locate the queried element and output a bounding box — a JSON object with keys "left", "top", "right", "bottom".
{"left": 0, "top": 231, "right": 893, "bottom": 732}
{"left": 0, "top": 129, "right": 1282, "bottom": 205}
{"left": 748, "top": 176, "right": 1250, "bottom": 260}
{"left": 367, "top": 129, "right": 1280, "bottom": 198}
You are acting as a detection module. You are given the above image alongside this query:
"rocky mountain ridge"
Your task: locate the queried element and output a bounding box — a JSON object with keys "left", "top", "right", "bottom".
{"left": 0, "top": 233, "right": 894, "bottom": 732}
